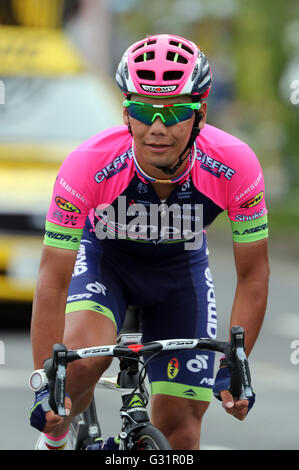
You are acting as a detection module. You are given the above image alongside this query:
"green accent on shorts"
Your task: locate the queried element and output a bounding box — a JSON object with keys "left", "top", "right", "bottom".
{"left": 231, "top": 214, "right": 268, "bottom": 243}
{"left": 30, "top": 401, "right": 42, "bottom": 416}
{"left": 65, "top": 300, "right": 117, "bottom": 328}
{"left": 150, "top": 381, "right": 213, "bottom": 402}
{"left": 44, "top": 220, "right": 83, "bottom": 250}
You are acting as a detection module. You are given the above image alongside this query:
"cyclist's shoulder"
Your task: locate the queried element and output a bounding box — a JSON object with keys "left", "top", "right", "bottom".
{"left": 68, "top": 125, "right": 132, "bottom": 162}
{"left": 191, "top": 124, "right": 264, "bottom": 205}
{"left": 196, "top": 124, "right": 258, "bottom": 167}
{"left": 57, "top": 125, "right": 133, "bottom": 187}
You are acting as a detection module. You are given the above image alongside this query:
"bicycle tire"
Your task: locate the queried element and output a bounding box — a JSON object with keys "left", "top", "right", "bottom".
{"left": 132, "top": 425, "right": 172, "bottom": 450}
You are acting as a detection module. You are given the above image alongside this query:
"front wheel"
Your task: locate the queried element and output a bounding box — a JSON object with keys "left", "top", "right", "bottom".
{"left": 132, "top": 425, "right": 172, "bottom": 450}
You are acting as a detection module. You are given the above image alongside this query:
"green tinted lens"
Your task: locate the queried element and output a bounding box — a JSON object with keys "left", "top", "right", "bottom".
{"left": 127, "top": 102, "right": 162, "bottom": 125}
{"left": 123, "top": 100, "right": 200, "bottom": 127}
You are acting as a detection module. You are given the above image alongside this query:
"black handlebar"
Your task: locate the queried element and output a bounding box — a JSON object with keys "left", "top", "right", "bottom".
{"left": 43, "top": 326, "right": 253, "bottom": 416}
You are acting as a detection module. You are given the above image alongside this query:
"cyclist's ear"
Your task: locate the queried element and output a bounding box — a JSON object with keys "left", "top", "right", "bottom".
{"left": 123, "top": 107, "right": 133, "bottom": 135}
{"left": 123, "top": 107, "right": 129, "bottom": 126}
{"left": 198, "top": 101, "right": 207, "bottom": 129}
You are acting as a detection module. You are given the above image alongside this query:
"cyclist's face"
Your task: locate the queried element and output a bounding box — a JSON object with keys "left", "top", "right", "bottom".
{"left": 123, "top": 94, "right": 207, "bottom": 177}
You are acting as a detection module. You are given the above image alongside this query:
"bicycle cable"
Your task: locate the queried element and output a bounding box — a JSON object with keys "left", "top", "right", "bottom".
{"left": 116, "top": 350, "right": 162, "bottom": 408}
{"left": 137, "top": 351, "right": 162, "bottom": 406}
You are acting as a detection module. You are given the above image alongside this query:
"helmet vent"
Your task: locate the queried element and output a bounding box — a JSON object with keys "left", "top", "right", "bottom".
{"left": 124, "top": 63, "right": 129, "bottom": 79}
{"left": 166, "top": 51, "right": 188, "bottom": 64}
{"left": 136, "top": 70, "right": 155, "bottom": 80}
{"left": 191, "top": 64, "right": 198, "bottom": 81}
{"left": 163, "top": 71, "right": 184, "bottom": 81}
{"left": 134, "top": 51, "right": 155, "bottom": 62}
{"left": 132, "top": 40, "right": 157, "bottom": 53}
{"left": 169, "top": 40, "right": 194, "bottom": 55}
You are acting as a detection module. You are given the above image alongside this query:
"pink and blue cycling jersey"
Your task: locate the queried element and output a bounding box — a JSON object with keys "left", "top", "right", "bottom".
{"left": 44, "top": 123, "right": 268, "bottom": 252}
{"left": 42, "top": 123, "right": 268, "bottom": 401}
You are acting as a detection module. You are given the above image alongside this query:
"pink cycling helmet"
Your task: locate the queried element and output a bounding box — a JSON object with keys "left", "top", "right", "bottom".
{"left": 116, "top": 34, "right": 212, "bottom": 99}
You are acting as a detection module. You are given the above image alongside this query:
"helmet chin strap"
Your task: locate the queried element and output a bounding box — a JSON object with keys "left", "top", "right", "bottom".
{"left": 156, "top": 111, "right": 202, "bottom": 175}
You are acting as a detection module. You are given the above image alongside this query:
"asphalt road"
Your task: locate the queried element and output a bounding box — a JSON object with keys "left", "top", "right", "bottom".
{"left": 0, "top": 233, "right": 298, "bottom": 450}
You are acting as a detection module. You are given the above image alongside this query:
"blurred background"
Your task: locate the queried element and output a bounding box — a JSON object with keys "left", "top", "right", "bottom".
{"left": 0, "top": 0, "right": 298, "bottom": 314}
{"left": 0, "top": 0, "right": 298, "bottom": 450}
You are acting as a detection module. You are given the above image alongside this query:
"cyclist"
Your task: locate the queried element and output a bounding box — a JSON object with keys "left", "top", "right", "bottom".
{"left": 29, "top": 34, "right": 270, "bottom": 450}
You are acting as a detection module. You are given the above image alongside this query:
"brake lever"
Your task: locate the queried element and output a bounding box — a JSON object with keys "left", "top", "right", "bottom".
{"left": 44, "top": 343, "right": 68, "bottom": 416}
{"left": 226, "top": 326, "right": 253, "bottom": 401}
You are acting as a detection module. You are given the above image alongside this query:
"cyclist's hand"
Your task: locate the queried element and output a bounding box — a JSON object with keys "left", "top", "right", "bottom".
{"left": 213, "top": 362, "right": 255, "bottom": 420}
{"left": 42, "top": 396, "right": 72, "bottom": 434}
{"left": 219, "top": 389, "right": 249, "bottom": 421}
{"left": 30, "top": 386, "right": 72, "bottom": 433}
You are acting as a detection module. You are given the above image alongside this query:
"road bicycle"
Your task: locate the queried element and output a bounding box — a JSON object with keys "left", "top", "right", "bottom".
{"left": 43, "top": 325, "right": 253, "bottom": 450}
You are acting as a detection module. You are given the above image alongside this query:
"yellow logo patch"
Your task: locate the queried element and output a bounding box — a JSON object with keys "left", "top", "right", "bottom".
{"left": 167, "top": 358, "right": 179, "bottom": 380}
{"left": 240, "top": 191, "right": 263, "bottom": 209}
{"left": 55, "top": 196, "right": 81, "bottom": 213}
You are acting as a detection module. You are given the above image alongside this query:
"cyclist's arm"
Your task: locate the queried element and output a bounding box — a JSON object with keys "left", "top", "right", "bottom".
{"left": 30, "top": 147, "right": 96, "bottom": 368}
{"left": 31, "top": 245, "right": 78, "bottom": 369}
{"left": 213, "top": 237, "right": 269, "bottom": 419}
{"left": 230, "top": 237, "right": 270, "bottom": 356}
{"left": 224, "top": 144, "right": 269, "bottom": 355}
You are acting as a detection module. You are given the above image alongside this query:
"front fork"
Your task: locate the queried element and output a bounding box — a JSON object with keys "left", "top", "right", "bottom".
{"left": 119, "top": 392, "right": 151, "bottom": 449}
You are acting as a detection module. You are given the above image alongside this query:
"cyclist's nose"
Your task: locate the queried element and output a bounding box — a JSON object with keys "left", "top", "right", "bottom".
{"left": 149, "top": 115, "right": 168, "bottom": 133}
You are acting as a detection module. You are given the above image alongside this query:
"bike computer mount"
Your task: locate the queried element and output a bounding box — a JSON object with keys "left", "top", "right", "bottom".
{"left": 116, "top": 333, "right": 143, "bottom": 389}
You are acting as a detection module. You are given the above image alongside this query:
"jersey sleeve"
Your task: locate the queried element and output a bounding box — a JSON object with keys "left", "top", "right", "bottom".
{"left": 44, "top": 150, "right": 93, "bottom": 250}
{"left": 227, "top": 145, "right": 268, "bottom": 243}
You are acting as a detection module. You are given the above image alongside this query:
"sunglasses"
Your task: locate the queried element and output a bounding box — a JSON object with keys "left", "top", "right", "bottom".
{"left": 123, "top": 99, "right": 201, "bottom": 127}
